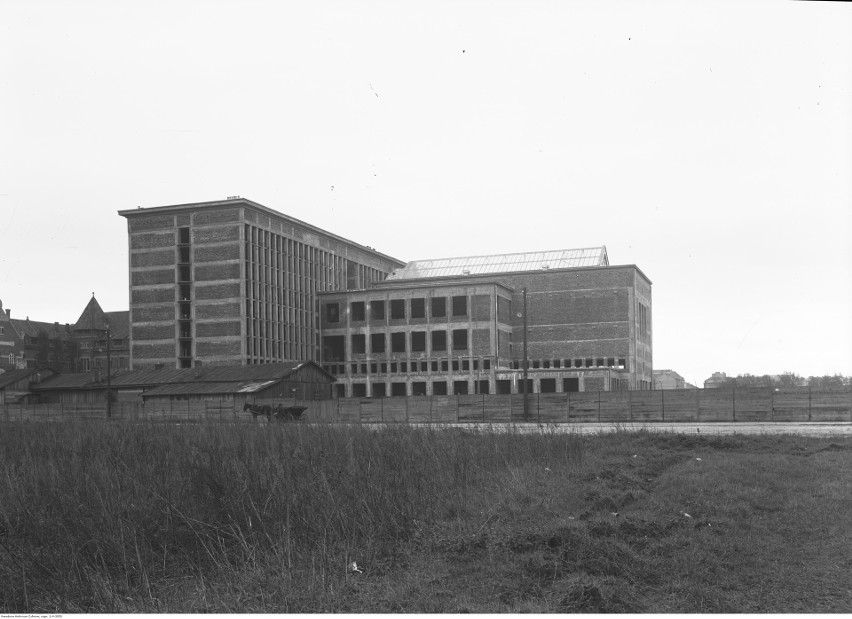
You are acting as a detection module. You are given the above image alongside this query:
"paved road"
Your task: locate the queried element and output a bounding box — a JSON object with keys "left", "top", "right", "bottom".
{"left": 397, "top": 422, "right": 852, "bottom": 437}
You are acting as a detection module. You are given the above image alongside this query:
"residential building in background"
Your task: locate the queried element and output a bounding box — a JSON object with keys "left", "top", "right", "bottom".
{"left": 319, "top": 248, "right": 653, "bottom": 397}
{"left": 653, "top": 369, "right": 686, "bottom": 390}
{"left": 704, "top": 371, "right": 730, "bottom": 388}
{"left": 0, "top": 297, "right": 128, "bottom": 373}
{"left": 118, "top": 198, "right": 405, "bottom": 370}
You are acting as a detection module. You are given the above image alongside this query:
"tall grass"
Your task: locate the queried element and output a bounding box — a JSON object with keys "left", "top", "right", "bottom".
{"left": 0, "top": 421, "right": 585, "bottom": 612}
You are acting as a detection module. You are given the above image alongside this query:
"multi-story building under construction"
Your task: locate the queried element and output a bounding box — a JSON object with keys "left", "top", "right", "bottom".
{"left": 319, "top": 248, "right": 652, "bottom": 397}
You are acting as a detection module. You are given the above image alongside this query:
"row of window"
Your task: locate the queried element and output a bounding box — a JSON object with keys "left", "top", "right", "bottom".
{"left": 344, "top": 376, "right": 585, "bottom": 397}
{"left": 509, "top": 357, "right": 627, "bottom": 370}
{"left": 337, "top": 329, "right": 471, "bottom": 356}
{"left": 326, "top": 296, "right": 469, "bottom": 324}
{"left": 324, "top": 357, "right": 494, "bottom": 377}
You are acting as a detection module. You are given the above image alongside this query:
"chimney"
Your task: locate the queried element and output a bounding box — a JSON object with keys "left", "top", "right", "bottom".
{"left": 4, "top": 309, "right": 9, "bottom": 318}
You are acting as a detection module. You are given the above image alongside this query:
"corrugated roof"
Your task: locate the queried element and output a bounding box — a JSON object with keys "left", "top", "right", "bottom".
{"left": 385, "top": 247, "right": 609, "bottom": 280}
{"left": 108, "top": 362, "right": 309, "bottom": 387}
{"left": 0, "top": 368, "right": 40, "bottom": 389}
{"left": 141, "top": 380, "right": 279, "bottom": 397}
{"left": 33, "top": 362, "right": 332, "bottom": 391}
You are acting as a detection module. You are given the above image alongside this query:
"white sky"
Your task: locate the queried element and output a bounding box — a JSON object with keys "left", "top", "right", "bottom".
{"left": 1, "top": 0, "right": 850, "bottom": 385}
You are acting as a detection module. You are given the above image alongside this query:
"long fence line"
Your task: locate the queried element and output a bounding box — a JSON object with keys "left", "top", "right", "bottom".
{"left": 2, "top": 387, "right": 851, "bottom": 424}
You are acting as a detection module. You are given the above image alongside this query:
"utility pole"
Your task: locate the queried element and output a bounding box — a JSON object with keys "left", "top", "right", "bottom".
{"left": 522, "top": 287, "right": 529, "bottom": 419}
{"left": 106, "top": 322, "right": 112, "bottom": 419}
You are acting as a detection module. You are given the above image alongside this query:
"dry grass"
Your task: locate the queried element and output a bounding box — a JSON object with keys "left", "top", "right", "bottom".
{"left": 0, "top": 421, "right": 850, "bottom": 612}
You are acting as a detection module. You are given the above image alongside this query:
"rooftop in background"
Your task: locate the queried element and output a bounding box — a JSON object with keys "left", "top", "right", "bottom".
{"left": 118, "top": 197, "right": 405, "bottom": 267}
{"left": 385, "top": 247, "right": 609, "bottom": 281}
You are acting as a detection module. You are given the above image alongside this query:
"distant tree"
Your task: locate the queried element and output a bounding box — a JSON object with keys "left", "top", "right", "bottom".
{"left": 775, "top": 372, "right": 804, "bottom": 388}
{"left": 808, "top": 374, "right": 848, "bottom": 390}
{"left": 732, "top": 374, "right": 774, "bottom": 389}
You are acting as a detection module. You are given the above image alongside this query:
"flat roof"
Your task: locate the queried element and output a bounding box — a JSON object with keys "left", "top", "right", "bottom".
{"left": 118, "top": 197, "right": 405, "bottom": 267}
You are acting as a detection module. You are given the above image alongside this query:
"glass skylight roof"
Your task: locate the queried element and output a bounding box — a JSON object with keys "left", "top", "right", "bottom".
{"left": 386, "top": 247, "right": 609, "bottom": 280}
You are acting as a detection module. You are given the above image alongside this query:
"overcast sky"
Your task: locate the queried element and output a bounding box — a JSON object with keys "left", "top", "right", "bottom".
{"left": 1, "top": 0, "right": 850, "bottom": 385}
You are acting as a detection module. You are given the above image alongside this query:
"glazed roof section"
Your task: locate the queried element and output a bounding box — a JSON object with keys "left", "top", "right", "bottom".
{"left": 385, "top": 247, "right": 609, "bottom": 280}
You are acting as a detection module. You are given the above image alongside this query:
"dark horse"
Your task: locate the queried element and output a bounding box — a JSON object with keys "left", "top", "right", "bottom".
{"left": 243, "top": 402, "right": 272, "bottom": 419}
{"left": 243, "top": 402, "right": 307, "bottom": 422}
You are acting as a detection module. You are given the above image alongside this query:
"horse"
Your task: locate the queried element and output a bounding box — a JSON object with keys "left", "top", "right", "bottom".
{"left": 243, "top": 402, "right": 272, "bottom": 419}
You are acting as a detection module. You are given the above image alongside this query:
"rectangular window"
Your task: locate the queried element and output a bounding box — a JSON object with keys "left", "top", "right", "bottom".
{"left": 390, "top": 299, "right": 406, "bottom": 320}
{"left": 371, "top": 333, "right": 386, "bottom": 353}
{"left": 326, "top": 303, "right": 340, "bottom": 323}
{"left": 433, "top": 381, "right": 448, "bottom": 395}
{"left": 350, "top": 301, "right": 365, "bottom": 322}
{"left": 431, "top": 330, "right": 447, "bottom": 352}
{"left": 391, "top": 383, "right": 407, "bottom": 396}
{"left": 351, "top": 334, "right": 366, "bottom": 354}
{"left": 352, "top": 383, "right": 367, "bottom": 397}
{"left": 431, "top": 297, "right": 446, "bottom": 318}
{"left": 410, "top": 298, "right": 426, "bottom": 319}
{"left": 391, "top": 332, "right": 406, "bottom": 353}
{"left": 452, "top": 329, "right": 468, "bottom": 350}
{"left": 322, "top": 335, "right": 345, "bottom": 362}
{"left": 411, "top": 331, "right": 426, "bottom": 352}
{"left": 452, "top": 295, "right": 467, "bottom": 316}
{"left": 372, "top": 382, "right": 386, "bottom": 397}
{"left": 371, "top": 300, "right": 385, "bottom": 320}
{"left": 412, "top": 381, "right": 427, "bottom": 396}
{"left": 441, "top": 360, "right": 449, "bottom": 372}
{"left": 400, "top": 361, "right": 408, "bottom": 372}
{"left": 563, "top": 377, "right": 580, "bottom": 393}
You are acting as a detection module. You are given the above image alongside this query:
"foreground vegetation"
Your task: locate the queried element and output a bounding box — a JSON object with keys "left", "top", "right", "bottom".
{"left": 1, "top": 421, "right": 850, "bottom": 612}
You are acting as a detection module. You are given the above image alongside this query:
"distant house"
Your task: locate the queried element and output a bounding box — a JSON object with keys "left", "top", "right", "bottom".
{"left": 653, "top": 369, "right": 686, "bottom": 390}
{"left": 31, "top": 361, "right": 335, "bottom": 405}
{"left": 0, "top": 296, "right": 128, "bottom": 373}
{"left": 704, "top": 372, "right": 731, "bottom": 389}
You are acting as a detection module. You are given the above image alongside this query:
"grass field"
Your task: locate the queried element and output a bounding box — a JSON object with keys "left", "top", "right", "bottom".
{"left": 1, "top": 421, "right": 850, "bottom": 612}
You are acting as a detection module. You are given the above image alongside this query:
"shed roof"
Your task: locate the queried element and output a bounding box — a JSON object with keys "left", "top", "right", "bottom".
{"left": 32, "top": 361, "right": 333, "bottom": 392}
{"left": 0, "top": 368, "right": 40, "bottom": 389}
{"left": 141, "top": 380, "right": 279, "bottom": 397}
{"left": 385, "top": 247, "right": 609, "bottom": 280}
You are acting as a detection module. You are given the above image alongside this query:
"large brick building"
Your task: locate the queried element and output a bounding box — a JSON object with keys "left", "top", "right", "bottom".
{"left": 319, "top": 248, "right": 653, "bottom": 397}
{"left": 119, "top": 198, "right": 404, "bottom": 369}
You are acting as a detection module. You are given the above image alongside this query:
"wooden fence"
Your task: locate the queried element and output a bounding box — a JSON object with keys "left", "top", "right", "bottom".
{"left": 2, "top": 387, "right": 850, "bottom": 424}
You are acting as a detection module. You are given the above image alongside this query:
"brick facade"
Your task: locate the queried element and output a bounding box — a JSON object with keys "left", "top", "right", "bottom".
{"left": 319, "top": 264, "right": 652, "bottom": 397}
{"left": 119, "top": 198, "right": 405, "bottom": 370}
